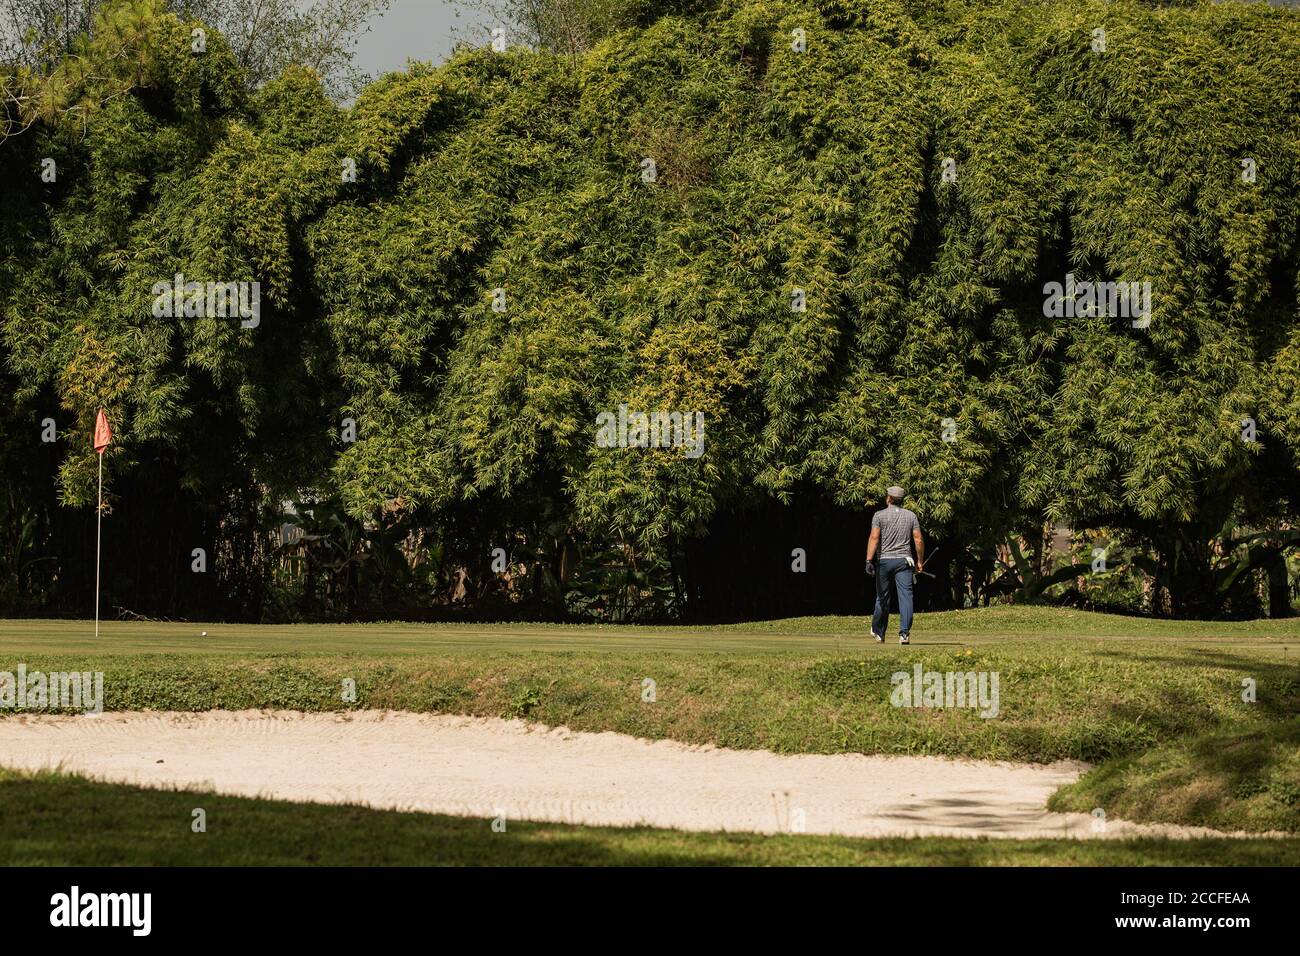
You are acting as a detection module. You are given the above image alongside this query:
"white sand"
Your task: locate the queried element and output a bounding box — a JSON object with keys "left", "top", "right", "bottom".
{"left": 0, "top": 710, "right": 1244, "bottom": 839}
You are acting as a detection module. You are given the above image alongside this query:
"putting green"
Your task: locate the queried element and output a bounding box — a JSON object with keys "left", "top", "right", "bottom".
{"left": 2, "top": 606, "right": 1298, "bottom": 656}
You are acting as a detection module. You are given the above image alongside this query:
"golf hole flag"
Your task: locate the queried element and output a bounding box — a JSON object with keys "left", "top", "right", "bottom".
{"left": 93, "top": 408, "right": 111, "bottom": 638}
{"left": 93, "top": 408, "right": 112, "bottom": 454}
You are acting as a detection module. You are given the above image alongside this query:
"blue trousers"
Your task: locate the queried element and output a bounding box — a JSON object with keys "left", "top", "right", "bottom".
{"left": 872, "top": 558, "right": 914, "bottom": 636}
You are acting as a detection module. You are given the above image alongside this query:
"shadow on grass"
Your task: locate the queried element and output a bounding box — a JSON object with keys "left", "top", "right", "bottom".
{"left": 1092, "top": 648, "right": 1300, "bottom": 713}
{"left": 1050, "top": 720, "right": 1300, "bottom": 834}
{"left": 0, "top": 772, "right": 736, "bottom": 866}
{"left": 3, "top": 769, "right": 1299, "bottom": 866}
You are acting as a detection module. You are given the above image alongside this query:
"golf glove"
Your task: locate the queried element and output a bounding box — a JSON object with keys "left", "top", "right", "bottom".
{"left": 865, "top": 561, "right": 876, "bottom": 576}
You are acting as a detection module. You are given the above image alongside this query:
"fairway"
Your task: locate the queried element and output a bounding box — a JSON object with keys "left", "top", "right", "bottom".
{"left": 4, "top": 606, "right": 1300, "bottom": 655}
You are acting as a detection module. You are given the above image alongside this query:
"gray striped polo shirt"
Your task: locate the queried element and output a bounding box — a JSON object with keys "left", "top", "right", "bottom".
{"left": 872, "top": 505, "right": 920, "bottom": 560}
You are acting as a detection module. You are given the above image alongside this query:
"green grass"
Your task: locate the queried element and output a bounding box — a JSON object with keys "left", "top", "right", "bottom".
{"left": 2, "top": 767, "right": 1295, "bottom": 866}
{"left": 4, "top": 641, "right": 1296, "bottom": 765}
{"left": 4, "top": 606, "right": 1298, "bottom": 654}
{"left": 1051, "top": 719, "right": 1300, "bottom": 834}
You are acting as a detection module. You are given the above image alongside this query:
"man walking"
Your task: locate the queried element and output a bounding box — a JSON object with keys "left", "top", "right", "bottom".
{"left": 865, "top": 485, "right": 924, "bottom": 644}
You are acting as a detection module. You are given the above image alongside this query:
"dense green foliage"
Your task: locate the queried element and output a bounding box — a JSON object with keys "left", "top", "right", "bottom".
{"left": 0, "top": 0, "right": 391, "bottom": 99}
{"left": 2, "top": 0, "right": 1298, "bottom": 620}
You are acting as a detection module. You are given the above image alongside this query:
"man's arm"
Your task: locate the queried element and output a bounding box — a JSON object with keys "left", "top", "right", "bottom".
{"left": 866, "top": 526, "right": 880, "bottom": 563}
{"left": 912, "top": 527, "right": 925, "bottom": 573}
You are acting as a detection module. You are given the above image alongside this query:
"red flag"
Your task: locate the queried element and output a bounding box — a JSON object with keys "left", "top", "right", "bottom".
{"left": 93, "top": 408, "right": 112, "bottom": 455}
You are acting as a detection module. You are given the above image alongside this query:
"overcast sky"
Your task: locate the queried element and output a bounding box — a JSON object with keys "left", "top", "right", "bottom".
{"left": 351, "top": 0, "right": 491, "bottom": 79}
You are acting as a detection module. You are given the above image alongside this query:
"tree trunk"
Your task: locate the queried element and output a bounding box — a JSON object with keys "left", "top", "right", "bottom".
{"left": 1160, "top": 527, "right": 1220, "bottom": 619}
{"left": 1264, "top": 549, "right": 1293, "bottom": 618}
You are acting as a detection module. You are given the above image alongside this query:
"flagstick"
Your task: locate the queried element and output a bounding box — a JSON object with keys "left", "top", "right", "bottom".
{"left": 95, "top": 451, "right": 103, "bottom": 639}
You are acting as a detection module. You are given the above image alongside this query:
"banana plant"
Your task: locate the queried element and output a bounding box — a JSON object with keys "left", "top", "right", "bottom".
{"left": 0, "top": 490, "right": 57, "bottom": 612}
{"left": 985, "top": 535, "right": 1098, "bottom": 605}
{"left": 1132, "top": 527, "right": 1300, "bottom": 617}
{"left": 276, "top": 498, "right": 413, "bottom": 614}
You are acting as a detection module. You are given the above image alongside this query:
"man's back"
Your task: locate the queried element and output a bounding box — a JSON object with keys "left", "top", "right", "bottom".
{"left": 872, "top": 504, "right": 919, "bottom": 560}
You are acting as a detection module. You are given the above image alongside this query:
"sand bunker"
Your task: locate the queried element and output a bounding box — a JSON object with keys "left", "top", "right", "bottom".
{"left": 0, "top": 710, "right": 1242, "bottom": 839}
